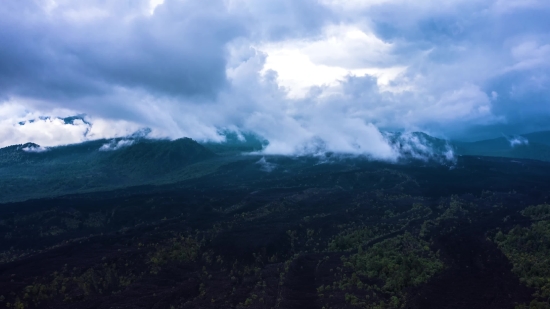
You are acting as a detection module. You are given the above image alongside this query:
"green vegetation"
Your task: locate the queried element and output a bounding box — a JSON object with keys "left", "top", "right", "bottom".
{"left": 8, "top": 233, "right": 203, "bottom": 308}
{"left": 515, "top": 300, "right": 550, "bottom": 309}
{"left": 418, "top": 196, "right": 473, "bottom": 238}
{"left": 438, "top": 196, "right": 470, "bottom": 220}
{"left": 345, "top": 233, "right": 442, "bottom": 293}
{"left": 522, "top": 204, "right": 550, "bottom": 220}
{"left": 327, "top": 225, "right": 397, "bottom": 252}
{"left": 494, "top": 204, "right": 550, "bottom": 308}
{"left": 149, "top": 236, "right": 200, "bottom": 273}
{"left": 8, "top": 262, "right": 141, "bottom": 308}
{"left": 329, "top": 233, "right": 443, "bottom": 308}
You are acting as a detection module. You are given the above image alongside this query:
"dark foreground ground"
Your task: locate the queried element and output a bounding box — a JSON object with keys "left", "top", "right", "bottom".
{"left": 1, "top": 155, "right": 550, "bottom": 309}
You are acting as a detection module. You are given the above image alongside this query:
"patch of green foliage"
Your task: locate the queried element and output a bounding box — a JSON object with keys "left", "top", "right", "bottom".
{"left": 11, "top": 234, "right": 201, "bottom": 307}
{"left": 327, "top": 227, "right": 376, "bottom": 252}
{"left": 515, "top": 300, "right": 550, "bottom": 309}
{"left": 10, "top": 262, "right": 141, "bottom": 308}
{"left": 327, "top": 225, "right": 398, "bottom": 252}
{"left": 345, "top": 233, "right": 443, "bottom": 293}
{"left": 522, "top": 204, "right": 550, "bottom": 220}
{"left": 494, "top": 219, "right": 550, "bottom": 307}
{"left": 149, "top": 236, "right": 200, "bottom": 273}
{"left": 334, "top": 232, "right": 443, "bottom": 308}
{"left": 495, "top": 222, "right": 550, "bottom": 289}
{"left": 438, "top": 196, "right": 469, "bottom": 220}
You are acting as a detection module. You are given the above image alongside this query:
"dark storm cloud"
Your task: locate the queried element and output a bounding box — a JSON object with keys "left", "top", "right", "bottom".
{"left": 0, "top": 0, "right": 246, "bottom": 101}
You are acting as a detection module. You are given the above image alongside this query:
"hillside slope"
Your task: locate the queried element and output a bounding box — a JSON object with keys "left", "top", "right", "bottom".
{"left": 0, "top": 138, "right": 217, "bottom": 202}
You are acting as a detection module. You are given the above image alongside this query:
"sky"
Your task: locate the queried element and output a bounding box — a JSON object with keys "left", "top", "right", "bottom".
{"left": 1, "top": 0, "right": 549, "bottom": 158}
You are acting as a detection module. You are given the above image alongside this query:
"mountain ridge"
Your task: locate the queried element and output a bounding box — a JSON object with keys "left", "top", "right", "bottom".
{"left": 2, "top": 130, "right": 550, "bottom": 203}
{"left": 453, "top": 131, "right": 550, "bottom": 162}
{"left": 0, "top": 137, "right": 218, "bottom": 203}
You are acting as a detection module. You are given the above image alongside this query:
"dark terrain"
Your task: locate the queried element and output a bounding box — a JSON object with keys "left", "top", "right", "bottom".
{"left": 1, "top": 136, "right": 550, "bottom": 309}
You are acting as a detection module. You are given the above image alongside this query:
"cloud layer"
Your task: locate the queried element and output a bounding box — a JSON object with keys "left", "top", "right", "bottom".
{"left": 1, "top": 0, "right": 549, "bottom": 157}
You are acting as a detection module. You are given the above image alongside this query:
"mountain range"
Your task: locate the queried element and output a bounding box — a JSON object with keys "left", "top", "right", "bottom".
{"left": 1, "top": 130, "right": 549, "bottom": 203}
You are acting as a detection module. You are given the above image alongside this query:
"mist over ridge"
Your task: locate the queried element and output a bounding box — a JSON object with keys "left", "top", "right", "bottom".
{"left": 5, "top": 126, "right": 550, "bottom": 164}
{"left": 1, "top": 127, "right": 457, "bottom": 163}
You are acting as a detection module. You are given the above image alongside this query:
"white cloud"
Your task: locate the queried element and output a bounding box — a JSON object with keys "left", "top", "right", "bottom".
{"left": 21, "top": 144, "right": 49, "bottom": 153}
{"left": 0, "top": 100, "right": 143, "bottom": 148}
{"left": 506, "top": 135, "right": 529, "bottom": 147}
{"left": 258, "top": 24, "right": 406, "bottom": 98}
{"left": 0, "top": 117, "right": 88, "bottom": 147}
{"left": 0, "top": 102, "right": 89, "bottom": 147}
{"left": 256, "top": 156, "right": 276, "bottom": 172}
{"left": 427, "top": 84, "right": 496, "bottom": 123}
{"left": 506, "top": 41, "right": 550, "bottom": 72}
{"left": 148, "top": 0, "right": 165, "bottom": 15}
{"left": 99, "top": 139, "right": 135, "bottom": 151}
{"left": 319, "top": 0, "right": 393, "bottom": 10}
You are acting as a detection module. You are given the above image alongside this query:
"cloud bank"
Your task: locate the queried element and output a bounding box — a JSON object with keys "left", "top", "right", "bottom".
{"left": 1, "top": 0, "right": 549, "bottom": 159}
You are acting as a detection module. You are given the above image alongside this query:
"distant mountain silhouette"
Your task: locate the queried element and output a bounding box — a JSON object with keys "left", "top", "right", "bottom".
{"left": 0, "top": 140, "right": 109, "bottom": 166}
{"left": 453, "top": 131, "right": 550, "bottom": 162}
{"left": 0, "top": 138, "right": 214, "bottom": 167}
{"left": 2, "top": 130, "right": 550, "bottom": 203}
{"left": 521, "top": 130, "right": 550, "bottom": 146}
